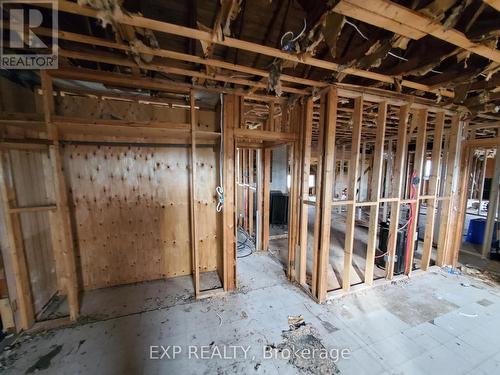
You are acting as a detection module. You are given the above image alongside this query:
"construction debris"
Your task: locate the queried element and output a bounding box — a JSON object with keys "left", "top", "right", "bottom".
{"left": 267, "top": 318, "right": 340, "bottom": 375}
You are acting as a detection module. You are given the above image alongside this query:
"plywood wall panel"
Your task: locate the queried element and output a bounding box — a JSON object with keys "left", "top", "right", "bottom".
{"left": 64, "top": 144, "right": 220, "bottom": 290}
{"left": 195, "top": 147, "right": 219, "bottom": 273}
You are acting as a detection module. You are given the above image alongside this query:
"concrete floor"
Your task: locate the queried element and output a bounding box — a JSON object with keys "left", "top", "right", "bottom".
{"left": 1, "top": 253, "right": 500, "bottom": 374}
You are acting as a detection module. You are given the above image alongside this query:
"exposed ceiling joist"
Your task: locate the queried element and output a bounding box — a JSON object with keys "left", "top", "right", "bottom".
{"left": 484, "top": 0, "right": 500, "bottom": 12}
{"left": 58, "top": 49, "right": 309, "bottom": 95}
{"left": 334, "top": 0, "right": 500, "bottom": 63}
{"left": 333, "top": 0, "right": 425, "bottom": 40}
{"left": 49, "top": 67, "right": 281, "bottom": 101}
{"left": 23, "top": 25, "right": 324, "bottom": 88}
{"left": 52, "top": 0, "right": 454, "bottom": 98}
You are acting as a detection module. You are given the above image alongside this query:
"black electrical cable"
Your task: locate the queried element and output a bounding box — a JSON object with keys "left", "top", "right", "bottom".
{"left": 237, "top": 226, "right": 254, "bottom": 258}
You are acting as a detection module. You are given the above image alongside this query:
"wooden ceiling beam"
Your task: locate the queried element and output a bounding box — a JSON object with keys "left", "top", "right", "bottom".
{"left": 59, "top": 49, "right": 309, "bottom": 95}
{"left": 21, "top": 25, "right": 325, "bottom": 88}
{"left": 335, "top": 0, "right": 500, "bottom": 63}
{"left": 53, "top": 0, "right": 454, "bottom": 98}
{"left": 333, "top": 0, "right": 425, "bottom": 40}
{"left": 484, "top": 0, "right": 500, "bottom": 12}
{"left": 48, "top": 67, "right": 282, "bottom": 101}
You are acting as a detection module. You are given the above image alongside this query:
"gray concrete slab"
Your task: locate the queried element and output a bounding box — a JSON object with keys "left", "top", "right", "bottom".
{"left": 1, "top": 254, "right": 500, "bottom": 374}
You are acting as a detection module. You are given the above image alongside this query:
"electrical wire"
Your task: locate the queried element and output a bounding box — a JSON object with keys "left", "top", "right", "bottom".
{"left": 388, "top": 52, "right": 408, "bottom": 61}
{"left": 344, "top": 19, "right": 369, "bottom": 41}
{"left": 404, "top": 171, "right": 418, "bottom": 274}
{"left": 280, "top": 19, "right": 307, "bottom": 49}
{"left": 374, "top": 179, "right": 418, "bottom": 262}
{"left": 237, "top": 226, "right": 255, "bottom": 258}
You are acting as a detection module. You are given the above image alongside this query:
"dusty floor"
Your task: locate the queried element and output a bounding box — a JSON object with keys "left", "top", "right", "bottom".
{"left": 1, "top": 253, "right": 500, "bottom": 374}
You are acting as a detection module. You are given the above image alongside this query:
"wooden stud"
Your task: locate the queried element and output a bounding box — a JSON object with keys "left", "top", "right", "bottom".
{"left": 421, "top": 111, "right": 445, "bottom": 270}
{"left": 242, "top": 149, "right": 248, "bottom": 231}
{"left": 386, "top": 104, "right": 409, "bottom": 279}
{"left": 0, "top": 152, "right": 34, "bottom": 330}
{"left": 360, "top": 142, "right": 367, "bottom": 201}
{"left": 316, "top": 88, "right": 337, "bottom": 302}
{"left": 478, "top": 154, "right": 487, "bottom": 215}
{"left": 299, "top": 98, "right": 313, "bottom": 285}
{"left": 382, "top": 139, "right": 393, "bottom": 222}
{"left": 287, "top": 139, "right": 300, "bottom": 280}
{"left": 343, "top": 96, "right": 363, "bottom": 291}
{"left": 40, "top": 72, "right": 79, "bottom": 321}
{"left": 262, "top": 148, "right": 271, "bottom": 251}
{"left": 406, "top": 109, "right": 428, "bottom": 275}
{"left": 222, "top": 95, "right": 236, "bottom": 290}
{"left": 436, "top": 115, "right": 462, "bottom": 265}
{"left": 312, "top": 95, "right": 326, "bottom": 297}
{"left": 189, "top": 92, "right": 200, "bottom": 297}
{"left": 365, "top": 101, "right": 387, "bottom": 285}
{"left": 449, "top": 141, "right": 473, "bottom": 266}
{"left": 248, "top": 149, "right": 254, "bottom": 236}
{"left": 481, "top": 145, "right": 500, "bottom": 258}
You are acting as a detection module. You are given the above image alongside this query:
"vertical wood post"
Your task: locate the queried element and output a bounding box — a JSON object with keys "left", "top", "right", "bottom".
{"left": 365, "top": 101, "right": 387, "bottom": 285}
{"left": 316, "top": 88, "right": 337, "bottom": 302}
{"left": 386, "top": 104, "right": 409, "bottom": 279}
{"left": 382, "top": 139, "right": 393, "bottom": 222}
{"left": 41, "top": 72, "right": 79, "bottom": 321}
{"left": 287, "top": 139, "right": 300, "bottom": 280}
{"left": 482, "top": 145, "right": 500, "bottom": 258}
{"left": 242, "top": 149, "right": 248, "bottom": 231}
{"left": 343, "top": 96, "right": 363, "bottom": 291}
{"left": 299, "top": 98, "right": 313, "bottom": 285}
{"left": 360, "top": 142, "right": 367, "bottom": 201}
{"left": 262, "top": 148, "right": 271, "bottom": 251}
{"left": 478, "top": 154, "right": 487, "bottom": 215}
{"left": 406, "top": 109, "right": 428, "bottom": 275}
{"left": 0, "top": 152, "right": 34, "bottom": 330}
{"left": 421, "top": 112, "right": 445, "bottom": 270}
{"left": 222, "top": 95, "right": 236, "bottom": 290}
{"left": 436, "top": 115, "right": 462, "bottom": 265}
{"left": 450, "top": 141, "right": 473, "bottom": 266}
{"left": 311, "top": 95, "right": 326, "bottom": 296}
{"left": 256, "top": 149, "right": 263, "bottom": 252}
{"left": 189, "top": 91, "right": 200, "bottom": 296}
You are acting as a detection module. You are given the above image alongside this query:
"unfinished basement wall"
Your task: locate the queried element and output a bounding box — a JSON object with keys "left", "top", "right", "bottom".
{"left": 8, "top": 150, "right": 58, "bottom": 313}
{"left": 53, "top": 95, "right": 222, "bottom": 290}
{"left": 63, "top": 144, "right": 220, "bottom": 289}
{"left": 0, "top": 78, "right": 60, "bottom": 326}
{"left": 294, "top": 87, "right": 464, "bottom": 303}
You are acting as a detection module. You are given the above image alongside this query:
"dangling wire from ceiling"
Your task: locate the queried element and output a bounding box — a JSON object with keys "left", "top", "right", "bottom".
{"left": 280, "top": 18, "right": 307, "bottom": 51}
